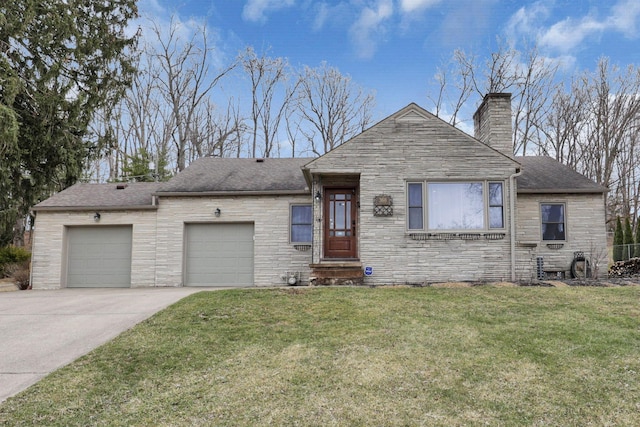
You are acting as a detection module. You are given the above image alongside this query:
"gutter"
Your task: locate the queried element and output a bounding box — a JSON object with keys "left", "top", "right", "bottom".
{"left": 517, "top": 188, "right": 607, "bottom": 194}
{"left": 153, "top": 189, "right": 310, "bottom": 197}
{"left": 510, "top": 167, "right": 523, "bottom": 282}
{"left": 32, "top": 205, "right": 158, "bottom": 212}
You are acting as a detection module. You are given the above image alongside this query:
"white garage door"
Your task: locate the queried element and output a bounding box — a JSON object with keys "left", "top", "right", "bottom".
{"left": 66, "top": 226, "right": 132, "bottom": 288}
{"left": 185, "top": 223, "right": 254, "bottom": 287}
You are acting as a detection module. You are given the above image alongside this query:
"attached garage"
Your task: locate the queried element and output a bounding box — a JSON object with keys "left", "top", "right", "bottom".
{"left": 65, "top": 225, "right": 133, "bottom": 288}
{"left": 184, "top": 223, "right": 254, "bottom": 287}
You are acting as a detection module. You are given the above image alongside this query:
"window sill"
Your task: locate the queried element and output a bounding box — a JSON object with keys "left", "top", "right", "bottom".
{"left": 408, "top": 232, "right": 505, "bottom": 241}
{"left": 293, "top": 244, "right": 312, "bottom": 251}
{"left": 546, "top": 243, "right": 564, "bottom": 249}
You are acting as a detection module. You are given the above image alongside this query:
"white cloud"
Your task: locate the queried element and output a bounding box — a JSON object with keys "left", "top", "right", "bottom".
{"left": 137, "top": 0, "right": 165, "bottom": 15}
{"left": 399, "top": 0, "right": 441, "bottom": 14}
{"left": 539, "top": 16, "right": 606, "bottom": 52}
{"left": 313, "top": 2, "right": 330, "bottom": 31}
{"left": 311, "top": 2, "right": 350, "bottom": 30}
{"left": 349, "top": 0, "right": 394, "bottom": 59}
{"left": 510, "top": 0, "right": 640, "bottom": 55}
{"left": 505, "top": 2, "right": 550, "bottom": 44}
{"left": 608, "top": 0, "right": 640, "bottom": 37}
{"left": 242, "top": 0, "right": 296, "bottom": 23}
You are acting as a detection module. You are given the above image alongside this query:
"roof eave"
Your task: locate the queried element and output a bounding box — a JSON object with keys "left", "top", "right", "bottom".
{"left": 302, "top": 167, "right": 313, "bottom": 189}
{"left": 154, "top": 189, "right": 310, "bottom": 197}
{"left": 33, "top": 205, "right": 159, "bottom": 212}
{"left": 517, "top": 188, "right": 608, "bottom": 194}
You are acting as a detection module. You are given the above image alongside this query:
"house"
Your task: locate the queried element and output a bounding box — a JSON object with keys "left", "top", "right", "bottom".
{"left": 30, "top": 94, "right": 607, "bottom": 289}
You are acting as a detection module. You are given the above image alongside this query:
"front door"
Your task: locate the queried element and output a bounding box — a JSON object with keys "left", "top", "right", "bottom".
{"left": 324, "top": 187, "right": 357, "bottom": 259}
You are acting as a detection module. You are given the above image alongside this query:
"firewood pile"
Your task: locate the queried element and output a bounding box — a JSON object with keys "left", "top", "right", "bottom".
{"left": 609, "top": 258, "right": 640, "bottom": 277}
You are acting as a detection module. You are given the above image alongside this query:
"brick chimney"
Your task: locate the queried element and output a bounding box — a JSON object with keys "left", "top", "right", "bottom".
{"left": 473, "top": 93, "right": 513, "bottom": 156}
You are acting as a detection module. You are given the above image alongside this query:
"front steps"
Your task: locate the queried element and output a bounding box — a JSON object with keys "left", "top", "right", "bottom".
{"left": 309, "top": 261, "right": 364, "bottom": 286}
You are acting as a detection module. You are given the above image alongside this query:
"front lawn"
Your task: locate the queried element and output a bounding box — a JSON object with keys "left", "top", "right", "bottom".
{"left": 1, "top": 286, "right": 639, "bottom": 425}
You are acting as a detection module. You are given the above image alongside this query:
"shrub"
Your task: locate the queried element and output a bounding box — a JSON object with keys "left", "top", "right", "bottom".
{"left": 0, "top": 245, "right": 30, "bottom": 264}
{"left": 12, "top": 264, "right": 31, "bottom": 290}
{"left": 0, "top": 246, "right": 31, "bottom": 278}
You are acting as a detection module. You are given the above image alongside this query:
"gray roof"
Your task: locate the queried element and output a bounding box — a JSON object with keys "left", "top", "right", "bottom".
{"left": 157, "top": 157, "right": 312, "bottom": 194}
{"left": 34, "top": 182, "right": 161, "bottom": 211}
{"left": 516, "top": 156, "right": 607, "bottom": 194}
{"left": 34, "top": 155, "right": 604, "bottom": 211}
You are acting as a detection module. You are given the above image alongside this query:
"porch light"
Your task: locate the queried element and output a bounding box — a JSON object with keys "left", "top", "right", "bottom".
{"left": 315, "top": 191, "right": 322, "bottom": 202}
{"left": 215, "top": 208, "right": 221, "bottom": 217}
{"left": 93, "top": 212, "right": 101, "bottom": 222}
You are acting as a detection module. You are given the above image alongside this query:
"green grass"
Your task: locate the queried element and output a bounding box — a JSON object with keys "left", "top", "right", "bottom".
{"left": 2, "top": 286, "right": 640, "bottom": 426}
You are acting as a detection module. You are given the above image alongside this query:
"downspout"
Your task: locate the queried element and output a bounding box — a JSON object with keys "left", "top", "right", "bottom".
{"left": 29, "top": 211, "right": 35, "bottom": 288}
{"left": 510, "top": 168, "right": 523, "bottom": 282}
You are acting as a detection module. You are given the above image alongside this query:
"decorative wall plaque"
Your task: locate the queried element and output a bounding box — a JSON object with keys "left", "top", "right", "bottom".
{"left": 373, "top": 194, "right": 393, "bottom": 216}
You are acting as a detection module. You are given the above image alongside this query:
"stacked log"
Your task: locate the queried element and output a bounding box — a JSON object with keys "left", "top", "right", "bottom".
{"left": 609, "top": 258, "right": 640, "bottom": 277}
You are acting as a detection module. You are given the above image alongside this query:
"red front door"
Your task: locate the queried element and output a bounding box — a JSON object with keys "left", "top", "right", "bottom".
{"left": 324, "top": 188, "right": 357, "bottom": 259}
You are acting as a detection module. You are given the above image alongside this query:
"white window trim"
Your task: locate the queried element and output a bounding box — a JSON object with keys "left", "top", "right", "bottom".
{"left": 406, "top": 180, "right": 506, "bottom": 232}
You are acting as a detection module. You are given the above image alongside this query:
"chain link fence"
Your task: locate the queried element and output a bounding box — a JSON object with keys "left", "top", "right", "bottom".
{"left": 612, "top": 244, "right": 640, "bottom": 262}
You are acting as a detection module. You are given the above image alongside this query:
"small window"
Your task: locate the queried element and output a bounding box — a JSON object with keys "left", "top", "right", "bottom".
{"left": 489, "top": 182, "right": 504, "bottom": 229}
{"left": 291, "top": 204, "right": 312, "bottom": 243}
{"left": 407, "top": 183, "right": 424, "bottom": 230}
{"left": 541, "top": 203, "right": 565, "bottom": 241}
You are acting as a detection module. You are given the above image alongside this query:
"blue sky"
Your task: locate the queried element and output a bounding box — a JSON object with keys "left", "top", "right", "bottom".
{"left": 137, "top": 0, "right": 640, "bottom": 120}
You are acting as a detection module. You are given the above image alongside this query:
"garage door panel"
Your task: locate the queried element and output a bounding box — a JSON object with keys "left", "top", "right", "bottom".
{"left": 66, "top": 226, "right": 132, "bottom": 288}
{"left": 185, "top": 223, "right": 254, "bottom": 287}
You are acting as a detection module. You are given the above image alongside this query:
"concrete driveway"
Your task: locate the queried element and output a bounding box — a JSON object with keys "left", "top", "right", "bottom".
{"left": 0, "top": 287, "right": 205, "bottom": 403}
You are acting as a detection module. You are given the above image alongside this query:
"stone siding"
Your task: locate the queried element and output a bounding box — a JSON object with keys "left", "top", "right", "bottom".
{"left": 155, "top": 195, "right": 312, "bottom": 287}
{"left": 31, "top": 210, "right": 158, "bottom": 289}
{"left": 514, "top": 193, "right": 608, "bottom": 280}
{"left": 32, "top": 194, "right": 313, "bottom": 289}
{"left": 306, "top": 106, "right": 520, "bottom": 284}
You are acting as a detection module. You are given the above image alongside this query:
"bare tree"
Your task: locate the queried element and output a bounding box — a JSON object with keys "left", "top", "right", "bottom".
{"left": 430, "top": 45, "right": 640, "bottom": 224}
{"left": 511, "top": 46, "right": 559, "bottom": 155}
{"left": 580, "top": 58, "right": 640, "bottom": 186}
{"left": 87, "top": 16, "right": 242, "bottom": 180}
{"left": 152, "top": 16, "right": 236, "bottom": 171}
{"left": 123, "top": 52, "right": 170, "bottom": 173}
{"left": 241, "top": 47, "right": 297, "bottom": 158}
{"left": 428, "top": 50, "right": 475, "bottom": 127}
{"left": 189, "top": 98, "right": 246, "bottom": 159}
{"left": 538, "top": 58, "right": 640, "bottom": 221}
{"left": 293, "top": 62, "right": 375, "bottom": 156}
{"left": 578, "top": 59, "right": 640, "bottom": 216}
{"left": 430, "top": 42, "right": 558, "bottom": 155}
{"left": 539, "top": 82, "right": 587, "bottom": 168}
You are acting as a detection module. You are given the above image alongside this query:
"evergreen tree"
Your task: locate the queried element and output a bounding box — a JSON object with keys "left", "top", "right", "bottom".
{"left": 613, "top": 216, "right": 624, "bottom": 262}
{"left": 0, "top": 0, "right": 139, "bottom": 245}
{"left": 635, "top": 217, "right": 640, "bottom": 258}
{"left": 121, "top": 148, "right": 171, "bottom": 182}
{"left": 624, "top": 217, "right": 634, "bottom": 260}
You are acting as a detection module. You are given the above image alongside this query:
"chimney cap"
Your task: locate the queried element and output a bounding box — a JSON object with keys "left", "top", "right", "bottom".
{"left": 484, "top": 92, "right": 512, "bottom": 99}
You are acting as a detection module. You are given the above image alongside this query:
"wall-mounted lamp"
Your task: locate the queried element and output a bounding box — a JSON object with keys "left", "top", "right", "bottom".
{"left": 315, "top": 191, "right": 322, "bottom": 202}
{"left": 214, "top": 208, "right": 221, "bottom": 217}
{"left": 93, "top": 212, "right": 101, "bottom": 222}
